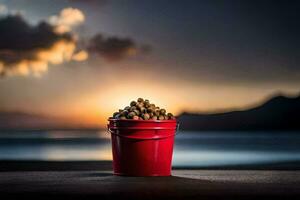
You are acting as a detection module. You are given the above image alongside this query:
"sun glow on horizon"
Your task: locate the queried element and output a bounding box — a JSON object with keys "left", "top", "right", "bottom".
{"left": 60, "top": 81, "right": 300, "bottom": 128}
{"left": 3, "top": 68, "right": 299, "bottom": 129}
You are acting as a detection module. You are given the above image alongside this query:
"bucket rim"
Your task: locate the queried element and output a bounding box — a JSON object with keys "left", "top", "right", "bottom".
{"left": 108, "top": 118, "right": 177, "bottom": 123}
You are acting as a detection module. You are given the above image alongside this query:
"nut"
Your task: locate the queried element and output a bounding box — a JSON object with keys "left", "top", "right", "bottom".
{"left": 158, "top": 115, "right": 165, "bottom": 120}
{"left": 137, "top": 98, "right": 144, "bottom": 103}
{"left": 124, "top": 106, "right": 130, "bottom": 110}
{"left": 113, "top": 112, "right": 119, "bottom": 118}
{"left": 128, "top": 112, "right": 136, "bottom": 119}
{"left": 129, "top": 106, "right": 137, "bottom": 112}
{"left": 133, "top": 115, "right": 139, "bottom": 120}
{"left": 147, "top": 107, "right": 155, "bottom": 113}
{"left": 133, "top": 109, "right": 140, "bottom": 115}
{"left": 151, "top": 116, "right": 157, "bottom": 120}
{"left": 140, "top": 107, "right": 146, "bottom": 113}
{"left": 160, "top": 109, "right": 166, "bottom": 115}
{"left": 120, "top": 116, "right": 127, "bottom": 120}
{"left": 136, "top": 103, "right": 143, "bottom": 110}
{"left": 130, "top": 101, "right": 137, "bottom": 106}
{"left": 120, "top": 110, "right": 128, "bottom": 116}
{"left": 142, "top": 113, "right": 150, "bottom": 120}
{"left": 144, "top": 100, "right": 150, "bottom": 108}
{"left": 111, "top": 98, "right": 175, "bottom": 121}
{"left": 167, "top": 113, "right": 173, "bottom": 117}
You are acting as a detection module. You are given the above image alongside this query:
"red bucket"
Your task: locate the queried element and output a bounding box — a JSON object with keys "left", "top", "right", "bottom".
{"left": 107, "top": 119, "right": 178, "bottom": 176}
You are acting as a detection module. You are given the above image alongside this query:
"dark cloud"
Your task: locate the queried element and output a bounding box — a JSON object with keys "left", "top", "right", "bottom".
{"left": 88, "top": 34, "right": 148, "bottom": 62}
{"left": 0, "top": 14, "right": 82, "bottom": 77}
{"left": 68, "top": 0, "right": 106, "bottom": 2}
{"left": 68, "top": 0, "right": 108, "bottom": 6}
{"left": 0, "top": 13, "right": 151, "bottom": 77}
{"left": 140, "top": 44, "right": 152, "bottom": 54}
{"left": 0, "top": 15, "right": 72, "bottom": 63}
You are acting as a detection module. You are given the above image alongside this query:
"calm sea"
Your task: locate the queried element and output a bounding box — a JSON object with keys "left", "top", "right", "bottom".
{"left": 0, "top": 130, "right": 300, "bottom": 167}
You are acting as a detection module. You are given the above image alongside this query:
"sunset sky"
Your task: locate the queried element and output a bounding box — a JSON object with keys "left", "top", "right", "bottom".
{"left": 0, "top": 0, "right": 299, "bottom": 126}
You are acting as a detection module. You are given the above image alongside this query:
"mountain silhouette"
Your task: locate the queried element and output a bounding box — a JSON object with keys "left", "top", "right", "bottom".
{"left": 178, "top": 94, "right": 300, "bottom": 131}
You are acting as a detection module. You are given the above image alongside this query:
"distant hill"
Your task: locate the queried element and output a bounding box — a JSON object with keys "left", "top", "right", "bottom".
{"left": 178, "top": 94, "right": 300, "bottom": 131}
{"left": 1, "top": 94, "right": 300, "bottom": 131}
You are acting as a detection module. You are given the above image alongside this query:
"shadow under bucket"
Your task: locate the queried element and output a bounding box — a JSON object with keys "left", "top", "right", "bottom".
{"left": 107, "top": 119, "right": 178, "bottom": 176}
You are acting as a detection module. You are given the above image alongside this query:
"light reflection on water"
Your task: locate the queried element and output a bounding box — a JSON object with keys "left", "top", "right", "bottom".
{"left": 0, "top": 130, "right": 300, "bottom": 167}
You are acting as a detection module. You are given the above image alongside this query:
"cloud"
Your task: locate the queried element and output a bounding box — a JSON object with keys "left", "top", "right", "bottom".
{"left": 0, "top": 12, "right": 87, "bottom": 77}
{"left": 68, "top": 0, "right": 108, "bottom": 6}
{"left": 49, "top": 7, "right": 85, "bottom": 34}
{"left": 0, "top": 4, "right": 24, "bottom": 16}
{"left": 88, "top": 34, "right": 149, "bottom": 62}
{"left": 0, "top": 4, "right": 8, "bottom": 15}
{"left": 0, "top": 5, "right": 150, "bottom": 77}
{"left": 72, "top": 50, "right": 88, "bottom": 61}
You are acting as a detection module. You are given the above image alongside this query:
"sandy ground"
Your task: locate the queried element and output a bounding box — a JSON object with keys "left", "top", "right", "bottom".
{"left": 0, "top": 161, "right": 300, "bottom": 199}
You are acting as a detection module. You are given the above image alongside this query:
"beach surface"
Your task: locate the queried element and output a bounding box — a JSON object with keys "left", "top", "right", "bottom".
{"left": 0, "top": 161, "right": 300, "bottom": 200}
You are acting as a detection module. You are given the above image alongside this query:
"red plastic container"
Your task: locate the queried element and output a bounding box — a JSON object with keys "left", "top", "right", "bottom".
{"left": 107, "top": 119, "right": 178, "bottom": 176}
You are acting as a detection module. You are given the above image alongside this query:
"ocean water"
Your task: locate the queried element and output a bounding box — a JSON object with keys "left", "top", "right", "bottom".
{"left": 0, "top": 130, "right": 300, "bottom": 167}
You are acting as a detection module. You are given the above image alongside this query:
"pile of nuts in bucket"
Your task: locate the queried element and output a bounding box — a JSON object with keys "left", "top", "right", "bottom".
{"left": 111, "top": 98, "right": 175, "bottom": 120}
